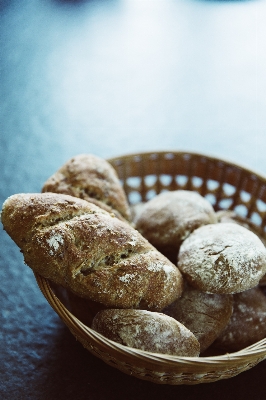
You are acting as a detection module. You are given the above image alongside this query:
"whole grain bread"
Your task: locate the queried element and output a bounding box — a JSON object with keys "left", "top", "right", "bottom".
{"left": 163, "top": 285, "right": 233, "bottom": 353}
{"left": 134, "top": 190, "right": 217, "bottom": 261}
{"left": 92, "top": 309, "right": 200, "bottom": 357}
{"left": 42, "top": 154, "right": 131, "bottom": 222}
{"left": 213, "top": 287, "right": 266, "bottom": 352}
{"left": 1, "top": 192, "right": 183, "bottom": 310}
{"left": 178, "top": 222, "right": 266, "bottom": 294}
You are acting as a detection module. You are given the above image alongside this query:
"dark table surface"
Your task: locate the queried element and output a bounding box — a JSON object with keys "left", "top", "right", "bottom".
{"left": 1, "top": 0, "right": 266, "bottom": 399}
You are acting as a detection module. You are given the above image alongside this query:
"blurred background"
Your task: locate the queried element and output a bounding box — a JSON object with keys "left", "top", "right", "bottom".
{"left": 1, "top": 0, "right": 266, "bottom": 399}
{"left": 1, "top": 0, "right": 266, "bottom": 202}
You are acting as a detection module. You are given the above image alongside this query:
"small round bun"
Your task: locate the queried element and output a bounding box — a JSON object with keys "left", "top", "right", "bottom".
{"left": 135, "top": 190, "right": 217, "bottom": 259}
{"left": 213, "top": 287, "right": 266, "bottom": 352}
{"left": 164, "top": 286, "right": 233, "bottom": 353}
{"left": 178, "top": 223, "right": 266, "bottom": 294}
{"left": 92, "top": 309, "right": 200, "bottom": 357}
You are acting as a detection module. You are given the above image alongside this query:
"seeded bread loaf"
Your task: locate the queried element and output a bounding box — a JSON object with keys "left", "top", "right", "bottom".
{"left": 1, "top": 192, "right": 183, "bottom": 310}
{"left": 42, "top": 154, "right": 131, "bottom": 222}
{"left": 92, "top": 309, "right": 200, "bottom": 357}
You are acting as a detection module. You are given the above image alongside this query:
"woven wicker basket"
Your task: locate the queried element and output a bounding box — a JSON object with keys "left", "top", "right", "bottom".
{"left": 35, "top": 151, "right": 266, "bottom": 385}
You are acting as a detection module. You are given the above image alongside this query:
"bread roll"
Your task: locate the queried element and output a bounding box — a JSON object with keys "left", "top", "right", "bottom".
{"left": 213, "top": 287, "right": 266, "bottom": 352}
{"left": 217, "top": 210, "right": 266, "bottom": 287}
{"left": 134, "top": 190, "right": 217, "bottom": 261}
{"left": 92, "top": 309, "right": 200, "bottom": 357}
{"left": 178, "top": 223, "right": 266, "bottom": 294}
{"left": 163, "top": 285, "right": 233, "bottom": 353}
{"left": 42, "top": 154, "right": 131, "bottom": 222}
{"left": 1, "top": 192, "right": 183, "bottom": 310}
{"left": 130, "top": 202, "right": 146, "bottom": 226}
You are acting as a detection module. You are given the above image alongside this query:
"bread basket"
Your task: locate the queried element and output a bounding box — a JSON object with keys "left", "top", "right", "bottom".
{"left": 34, "top": 151, "right": 266, "bottom": 385}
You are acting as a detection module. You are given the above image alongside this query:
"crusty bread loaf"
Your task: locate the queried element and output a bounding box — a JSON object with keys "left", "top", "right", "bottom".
{"left": 213, "top": 287, "right": 266, "bottom": 352}
{"left": 42, "top": 154, "right": 131, "bottom": 222}
{"left": 163, "top": 285, "right": 233, "bottom": 353}
{"left": 178, "top": 223, "right": 266, "bottom": 294}
{"left": 1, "top": 192, "right": 183, "bottom": 310}
{"left": 134, "top": 190, "right": 217, "bottom": 261}
{"left": 92, "top": 309, "right": 200, "bottom": 357}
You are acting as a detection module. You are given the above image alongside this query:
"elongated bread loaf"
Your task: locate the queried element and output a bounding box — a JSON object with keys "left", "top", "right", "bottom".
{"left": 42, "top": 154, "right": 131, "bottom": 222}
{"left": 1, "top": 193, "right": 183, "bottom": 310}
{"left": 92, "top": 309, "right": 200, "bottom": 357}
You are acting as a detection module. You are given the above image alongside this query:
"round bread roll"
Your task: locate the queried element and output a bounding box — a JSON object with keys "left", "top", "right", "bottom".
{"left": 130, "top": 202, "right": 146, "bottom": 226}
{"left": 1, "top": 192, "right": 183, "bottom": 311}
{"left": 92, "top": 309, "right": 200, "bottom": 357}
{"left": 178, "top": 223, "right": 266, "bottom": 294}
{"left": 217, "top": 210, "right": 266, "bottom": 286}
{"left": 134, "top": 190, "right": 217, "bottom": 260}
{"left": 163, "top": 285, "right": 233, "bottom": 353}
{"left": 213, "top": 287, "right": 266, "bottom": 352}
{"left": 42, "top": 153, "right": 131, "bottom": 222}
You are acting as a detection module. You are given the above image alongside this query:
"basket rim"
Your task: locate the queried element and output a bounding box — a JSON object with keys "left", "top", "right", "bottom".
{"left": 107, "top": 150, "right": 266, "bottom": 183}
{"left": 35, "top": 272, "right": 266, "bottom": 368}
{"left": 33, "top": 151, "right": 266, "bottom": 379}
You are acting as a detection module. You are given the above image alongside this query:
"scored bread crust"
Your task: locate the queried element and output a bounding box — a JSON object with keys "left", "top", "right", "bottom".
{"left": 178, "top": 223, "right": 266, "bottom": 294}
{"left": 41, "top": 154, "right": 131, "bottom": 222}
{"left": 1, "top": 193, "right": 183, "bottom": 310}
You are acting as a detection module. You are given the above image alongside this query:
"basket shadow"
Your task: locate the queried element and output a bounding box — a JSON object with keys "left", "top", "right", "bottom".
{"left": 40, "top": 322, "right": 266, "bottom": 400}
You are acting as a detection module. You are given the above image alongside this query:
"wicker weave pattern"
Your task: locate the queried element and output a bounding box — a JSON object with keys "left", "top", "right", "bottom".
{"left": 35, "top": 151, "right": 266, "bottom": 385}
{"left": 35, "top": 273, "right": 266, "bottom": 385}
{"left": 109, "top": 151, "right": 266, "bottom": 238}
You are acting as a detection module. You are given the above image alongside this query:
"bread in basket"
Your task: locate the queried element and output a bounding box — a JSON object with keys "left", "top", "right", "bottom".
{"left": 6, "top": 151, "right": 266, "bottom": 384}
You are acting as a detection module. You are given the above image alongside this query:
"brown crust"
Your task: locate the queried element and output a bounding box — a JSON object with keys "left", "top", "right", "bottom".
{"left": 41, "top": 154, "right": 131, "bottom": 221}
{"left": 92, "top": 309, "right": 200, "bottom": 357}
{"left": 1, "top": 193, "right": 183, "bottom": 310}
{"left": 213, "top": 287, "right": 266, "bottom": 352}
{"left": 163, "top": 285, "right": 233, "bottom": 353}
{"left": 135, "top": 190, "right": 217, "bottom": 257}
{"left": 178, "top": 223, "right": 266, "bottom": 294}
